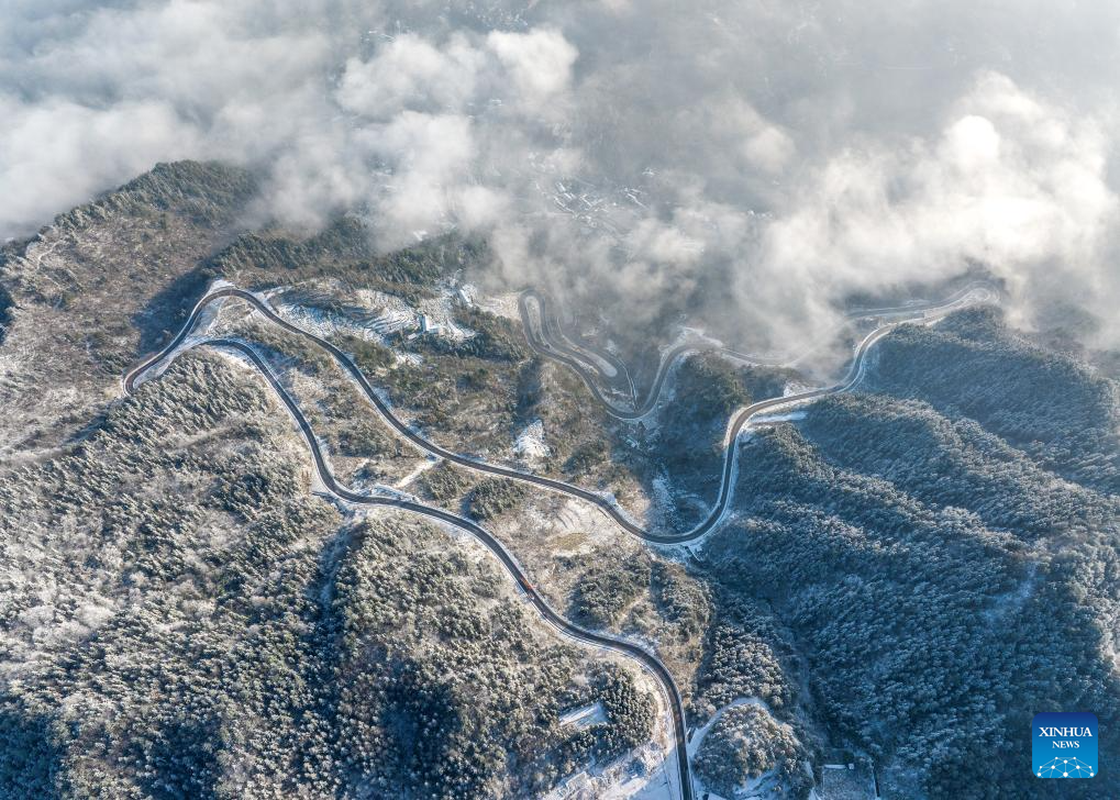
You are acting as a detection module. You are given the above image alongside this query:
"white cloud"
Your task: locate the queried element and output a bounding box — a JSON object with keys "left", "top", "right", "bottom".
{"left": 0, "top": 96, "right": 202, "bottom": 233}
{"left": 486, "top": 28, "right": 578, "bottom": 112}
{"left": 750, "top": 72, "right": 1120, "bottom": 347}
{"left": 3, "top": 1, "right": 1120, "bottom": 350}
{"left": 625, "top": 219, "right": 705, "bottom": 266}
{"left": 365, "top": 111, "right": 477, "bottom": 239}
{"left": 336, "top": 33, "right": 484, "bottom": 119}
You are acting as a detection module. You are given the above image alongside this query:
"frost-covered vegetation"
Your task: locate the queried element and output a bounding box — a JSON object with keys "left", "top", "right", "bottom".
{"left": 637, "top": 354, "right": 796, "bottom": 527}
{"left": 190, "top": 194, "right": 1120, "bottom": 800}
{"left": 467, "top": 477, "right": 529, "bottom": 521}
{"left": 693, "top": 704, "right": 804, "bottom": 797}
{"left": 871, "top": 307, "right": 1120, "bottom": 494}
{"left": 698, "top": 307, "right": 1120, "bottom": 799}
{"left": 215, "top": 312, "right": 425, "bottom": 488}
{"left": 569, "top": 550, "right": 652, "bottom": 628}
{"left": 5, "top": 161, "right": 1119, "bottom": 800}
{"left": 209, "top": 216, "right": 486, "bottom": 305}
{"left": 418, "top": 304, "right": 528, "bottom": 362}
{"left": 0, "top": 161, "right": 256, "bottom": 454}
{"left": 0, "top": 353, "right": 652, "bottom": 799}
{"left": 325, "top": 518, "right": 651, "bottom": 799}
{"left": 650, "top": 561, "right": 710, "bottom": 641}
{"left": 419, "top": 460, "right": 475, "bottom": 502}
{"left": 655, "top": 355, "right": 749, "bottom": 489}
{"left": 694, "top": 598, "right": 794, "bottom": 717}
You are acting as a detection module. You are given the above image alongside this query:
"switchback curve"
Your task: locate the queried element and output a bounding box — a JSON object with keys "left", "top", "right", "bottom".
{"left": 518, "top": 283, "right": 995, "bottom": 421}
{"left": 126, "top": 336, "right": 694, "bottom": 800}
{"left": 126, "top": 285, "right": 990, "bottom": 544}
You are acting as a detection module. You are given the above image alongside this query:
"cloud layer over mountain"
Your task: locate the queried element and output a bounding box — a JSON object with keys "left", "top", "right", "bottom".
{"left": 5, "top": 1, "right": 1120, "bottom": 355}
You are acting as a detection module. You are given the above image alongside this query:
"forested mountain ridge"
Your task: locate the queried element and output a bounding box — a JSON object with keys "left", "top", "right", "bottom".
{"left": 871, "top": 307, "right": 1120, "bottom": 495}
{"left": 699, "top": 305, "right": 1119, "bottom": 798}
{"left": 0, "top": 352, "right": 657, "bottom": 799}
{"left": 0, "top": 165, "right": 662, "bottom": 799}
{"left": 1, "top": 162, "right": 1117, "bottom": 799}
{"left": 0, "top": 162, "right": 257, "bottom": 458}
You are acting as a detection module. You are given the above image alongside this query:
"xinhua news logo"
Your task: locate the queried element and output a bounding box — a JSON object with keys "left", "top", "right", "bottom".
{"left": 1033, "top": 712, "right": 1098, "bottom": 779}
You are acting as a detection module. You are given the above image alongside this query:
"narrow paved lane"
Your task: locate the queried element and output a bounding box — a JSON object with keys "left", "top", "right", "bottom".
{"left": 123, "top": 279, "right": 991, "bottom": 800}
{"left": 127, "top": 336, "right": 695, "bottom": 800}
{"left": 518, "top": 283, "right": 994, "bottom": 421}
{"left": 126, "top": 284, "right": 991, "bottom": 544}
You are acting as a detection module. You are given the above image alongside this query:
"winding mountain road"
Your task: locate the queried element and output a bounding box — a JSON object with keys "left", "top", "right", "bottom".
{"left": 126, "top": 334, "right": 694, "bottom": 800}
{"left": 124, "top": 279, "right": 992, "bottom": 800}
{"left": 126, "top": 284, "right": 992, "bottom": 545}
{"left": 518, "top": 283, "right": 994, "bottom": 421}
{"left": 519, "top": 289, "right": 636, "bottom": 401}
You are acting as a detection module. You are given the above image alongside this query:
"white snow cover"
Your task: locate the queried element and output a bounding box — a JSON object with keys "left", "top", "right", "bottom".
{"left": 513, "top": 419, "right": 551, "bottom": 464}
{"left": 752, "top": 410, "right": 807, "bottom": 424}
{"left": 477, "top": 290, "right": 523, "bottom": 321}
{"left": 272, "top": 281, "right": 479, "bottom": 346}
{"left": 559, "top": 702, "right": 607, "bottom": 730}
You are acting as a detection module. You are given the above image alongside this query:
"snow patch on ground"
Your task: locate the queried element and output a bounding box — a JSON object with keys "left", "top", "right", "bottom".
{"left": 393, "top": 456, "right": 440, "bottom": 489}
{"left": 650, "top": 474, "right": 674, "bottom": 510}
{"left": 352, "top": 289, "right": 415, "bottom": 336}
{"left": 783, "top": 380, "right": 819, "bottom": 397}
{"left": 272, "top": 280, "right": 478, "bottom": 346}
{"left": 477, "top": 289, "right": 522, "bottom": 321}
{"left": 513, "top": 419, "right": 551, "bottom": 465}
{"left": 273, "top": 302, "right": 382, "bottom": 342}
{"left": 559, "top": 702, "right": 608, "bottom": 730}
{"left": 753, "top": 410, "right": 807, "bottom": 424}
{"left": 514, "top": 495, "right": 603, "bottom": 558}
